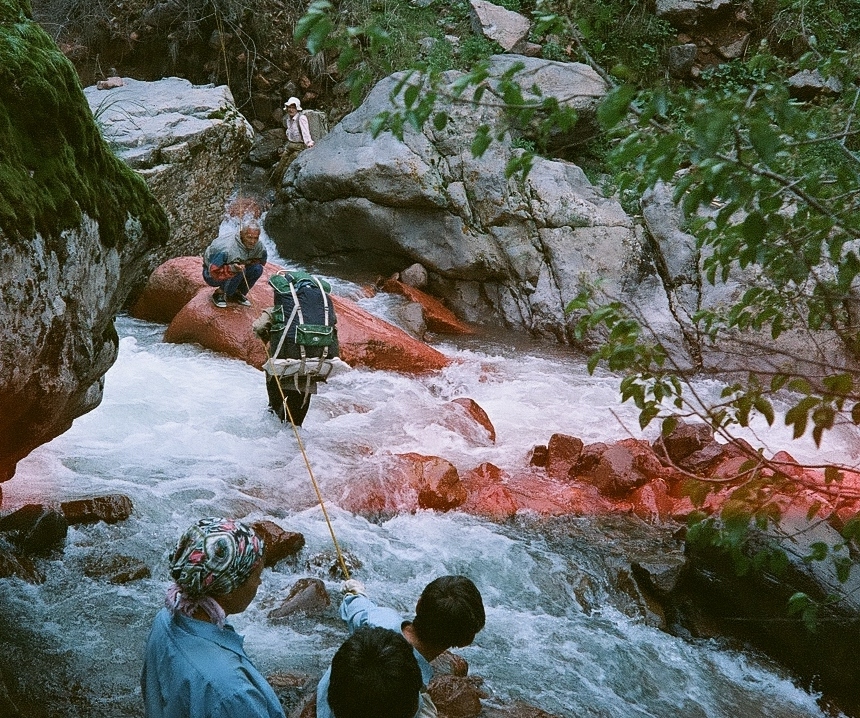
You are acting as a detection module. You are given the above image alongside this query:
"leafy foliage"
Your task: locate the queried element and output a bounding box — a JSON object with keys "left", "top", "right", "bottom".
{"left": 292, "top": 0, "right": 860, "bottom": 624}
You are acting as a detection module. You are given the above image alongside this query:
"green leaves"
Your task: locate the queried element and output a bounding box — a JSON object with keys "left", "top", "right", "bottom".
{"left": 596, "top": 84, "right": 637, "bottom": 129}
{"left": 294, "top": 0, "right": 334, "bottom": 55}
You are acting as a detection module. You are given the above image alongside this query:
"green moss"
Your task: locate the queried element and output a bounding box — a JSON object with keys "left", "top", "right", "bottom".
{"left": 0, "top": 0, "right": 168, "bottom": 247}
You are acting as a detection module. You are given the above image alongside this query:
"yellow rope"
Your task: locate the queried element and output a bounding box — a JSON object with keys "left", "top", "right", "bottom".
{"left": 215, "top": 10, "right": 231, "bottom": 88}
{"left": 244, "top": 271, "right": 351, "bottom": 580}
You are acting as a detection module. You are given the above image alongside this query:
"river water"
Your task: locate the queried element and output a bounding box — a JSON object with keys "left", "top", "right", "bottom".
{"left": 1, "top": 237, "right": 852, "bottom": 718}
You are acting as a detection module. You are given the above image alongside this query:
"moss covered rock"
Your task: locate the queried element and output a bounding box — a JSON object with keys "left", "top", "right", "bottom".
{"left": 0, "top": 0, "right": 169, "bottom": 482}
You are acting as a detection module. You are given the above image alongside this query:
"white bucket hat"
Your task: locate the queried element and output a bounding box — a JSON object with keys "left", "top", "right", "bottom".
{"left": 284, "top": 96, "right": 302, "bottom": 111}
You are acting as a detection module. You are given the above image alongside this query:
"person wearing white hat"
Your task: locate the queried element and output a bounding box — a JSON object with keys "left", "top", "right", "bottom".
{"left": 270, "top": 96, "right": 315, "bottom": 187}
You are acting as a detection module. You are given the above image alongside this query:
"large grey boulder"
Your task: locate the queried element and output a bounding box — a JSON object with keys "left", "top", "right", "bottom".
{"left": 0, "top": 1, "right": 168, "bottom": 482}
{"left": 266, "top": 56, "right": 639, "bottom": 342}
{"left": 83, "top": 77, "right": 253, "bottom": 269}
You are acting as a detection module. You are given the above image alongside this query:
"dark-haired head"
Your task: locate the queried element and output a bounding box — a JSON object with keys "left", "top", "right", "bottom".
{"left": 328, "top": 627, "right": 422, "bottom": 718}
{"left": 412, "top": 575, "right": 485, "bottom": 649}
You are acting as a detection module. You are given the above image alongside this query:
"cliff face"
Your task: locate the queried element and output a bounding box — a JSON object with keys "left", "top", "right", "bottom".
{"left": 0, "top": 0, "right": 170, "bottom": 482}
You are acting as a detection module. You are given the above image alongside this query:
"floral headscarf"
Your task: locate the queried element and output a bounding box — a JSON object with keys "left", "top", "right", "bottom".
{"left": 165, "top": 518, "right": 264, "bottom": 627}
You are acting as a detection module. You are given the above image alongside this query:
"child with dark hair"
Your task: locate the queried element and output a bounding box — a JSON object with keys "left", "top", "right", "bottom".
{"left": 316, "top": 575, "right": 486, "bottom": 718}
{"left": 328, "top": 627, "right": 423, "bottom": 718}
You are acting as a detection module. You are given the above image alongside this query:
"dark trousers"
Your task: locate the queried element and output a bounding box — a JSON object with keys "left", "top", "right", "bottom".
{"left": 203, "top": 263, "right": 263, "bottom": 297}
{"left": 266, "top": 376, "right": 311, "bottom": 426}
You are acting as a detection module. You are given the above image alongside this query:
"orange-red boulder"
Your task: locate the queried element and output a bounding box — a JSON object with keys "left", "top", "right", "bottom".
{"left": 128, "top": 256, "right": 208, "bottom": 323}
{"left": 134, "top": 257, "right": 451, "bottom": 374}
{"left": 251, "top": 520, "right": 306, "bottom": 567}
{"left": 546, "top": 433, "right": 583, "bottom": 481}
{"left": 333, "top": 296, "right": 450, "bottom": 373}
{"left": 460, "top": 463, "right": 518, "bottom": 520}
{"left": 447, "top": 398, "right": 496, "bottom": 444}
{"left": 380, "top": 278, "right": 474, "bottom": 335}
{"left": 574, "top": 439, "right": 664, "bottom": 499}
{"left": 398, "top": 453, "right": 468, "bottom": 511}
{"left": 629, "top": 479, "right": 675, "bottom": 524}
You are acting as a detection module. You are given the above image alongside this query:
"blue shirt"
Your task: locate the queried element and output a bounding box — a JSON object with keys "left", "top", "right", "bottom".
{"left": 142, "top": 608, "right": 285, "bottom": 718}
{"left": 316, "top": 594, "right": 433, "bottom": 718}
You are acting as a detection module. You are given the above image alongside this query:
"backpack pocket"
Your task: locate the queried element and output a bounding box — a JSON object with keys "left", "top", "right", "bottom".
{"left": 295, "top": 323, "right": 334, "bottom": 346}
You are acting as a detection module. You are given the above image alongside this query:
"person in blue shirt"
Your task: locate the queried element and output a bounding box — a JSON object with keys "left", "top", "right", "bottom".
{"left": 328, "top": 626, "right": 423, "bottom": 718}
{"left": 141, "top": 517, "right": 285, "bottom": 718}
{"left": 316, "top": 575, "right": 486, "bottom": 718}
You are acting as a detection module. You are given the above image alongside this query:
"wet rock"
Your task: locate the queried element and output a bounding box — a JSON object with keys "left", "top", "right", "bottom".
{"left": 428, "top": 674, "right": 487, "bottom": 718}
{"left": 380, "top": 278, "right": 475, "bottom": 335}
{"left": 482, "top": 702, "right": 564, "bottom": 718}
{"left": 0, "top": 505, "right": 68, "bottom": 555}
{"left": 269, "top": 577, "right": 331, "bottom": 618}
{"left": 545, "top": 433, "right": 583, "bottom": 481}
{"left": 0, "top": 504, "right": 45, "bottom": 533}
{"left": 652, "top": 419, "right": 714, "bottom": 465}
{"left": 0, "top": 545, "right": 44, "bottom": 583}
{"left": 128, "top": 256, "right": 207, "bottom": 323}
{"left": 251, "top": 520, "right": 306, "bottom": 567}
{"left": 395, "top": 301, "right": 428, "bottom": 339}
{"left": 450, "top": 398, "right": 496, "bottom": 443}
{"left": 267, "top": 672, "right": 315, "bottom": 717}
{"left": 460, "top": 463, "right": 518, "bottom": 520}
{"left": 60, "top": 494, "right": 133, "bottom": 525}
{"left": 81, "top": 553, "right": 151, "bottom": 584}
{"left": 305, "top": 550, "right": 363, "bottom": 580}
{"left": 431, "top": 651, "right": 470, "bottom": 677}
{"left": 529, "top": 445, "right": 548, "bottom": 467}
{"left": 400, "top": 453, "right": 468, "bottom": 511}
{"left": 319, "top": 296, "right": 451, "bottom": 374}
{"left": 575, "top": 439, "right": 663, "bottom": 498}
{"left": 676, "top": 441, "right": 726, "bottom": 474}
{"left": 143, "top": 258, "right": 451, "bottom": 374}
{"left": 629, "top": 479, "right": 675, "bottom": 524}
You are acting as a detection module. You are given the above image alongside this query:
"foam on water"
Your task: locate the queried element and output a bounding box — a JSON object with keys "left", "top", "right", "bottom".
{"left": 1, "top": 301, "right": 849, "bottom": 716}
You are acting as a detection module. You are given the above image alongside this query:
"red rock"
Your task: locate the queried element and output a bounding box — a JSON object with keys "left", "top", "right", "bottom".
{"left": 431, "top": 651, "right": 470, "bottom": 677}
{"left": 529, "top": 445, "right": 548, "bottom": 467}
{"left": 574, "top": 439, "right": 663, "bottom": 498}
{"left": 461, "top": 463, "right": 518, "bottom": 520}
{"left": 268, "top": 577, "right": 330, "bottom": 618}
{"left": 333, "top": 295, "right": 450, "bottom": 373}
{"left": 630, "top": 479, "right": 675, "bottom": 524}
{"left": 450, "top": 398, "right": 496, "bottom": 443}
{"left": 398, "top": 453, "right": 467, "bottom": 511}
{"left": 770, "top": 450, "right": 805, "bottom": 479}
{"left": 251, "top": 520, "right": 305, "bottom": 567}
{"left": 60, "top": 494, "right": 133, "bottom": 525}
{"left": 427, "top": 675, "right": 486, "bottom": 718}
{"left": 129, "top": 256, "right": 209, "bottom": 323}
{"left": 139, "top": 258, "right": 450, "bottom": 374}
{"left": 653, "top": 419, "right": 715, "bottom": 463}
{"left": 380, "top": 278, "right": 474, "bottom": 335}
{"left": 546, "top": 433, "right": 583, "bottom": 481}
{"left": 504, "top": 469, "right": 621, "bottom": 516}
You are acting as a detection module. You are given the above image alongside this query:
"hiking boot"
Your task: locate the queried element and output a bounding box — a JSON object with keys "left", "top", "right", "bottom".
{"left": 230, "top": 292, "right": 252, "bottom": 307}
{"left": 212, "top": 290, "right": 227, "bottom": 308}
